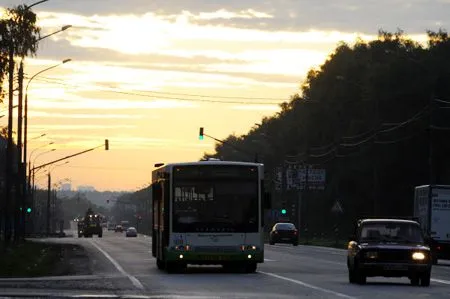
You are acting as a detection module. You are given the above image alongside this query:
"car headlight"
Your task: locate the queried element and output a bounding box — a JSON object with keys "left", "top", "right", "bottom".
{"left": 412, "top": 252, "right": 426, "bottom": 260}
{"left": 365, "top": 251, "right": 378, "bottom": 259}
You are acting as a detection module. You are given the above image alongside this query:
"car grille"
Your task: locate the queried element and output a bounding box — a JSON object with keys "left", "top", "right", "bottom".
{"left": 276, "top": 230, "right": 295, "bottom": 238}
{"left": 194, "top": 246, "right": 238, "bottom": 253}
{"left": 364, "top": 250, "right": 412, "bottom": 263}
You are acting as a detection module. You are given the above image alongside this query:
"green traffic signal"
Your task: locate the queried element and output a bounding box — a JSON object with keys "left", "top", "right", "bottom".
{"left": 199, "top": 127, "right": 204, "bottom": 140}
{"left": 281, "top": 209, "right": 287, "bottom": 215}
{"left": 26, "top": 207, "right": 32, "bottom": 213}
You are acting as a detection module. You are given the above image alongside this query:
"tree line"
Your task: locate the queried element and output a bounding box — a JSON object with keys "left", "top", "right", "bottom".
{"left": 203, "top": 29, "right": 450, "bottom": 236}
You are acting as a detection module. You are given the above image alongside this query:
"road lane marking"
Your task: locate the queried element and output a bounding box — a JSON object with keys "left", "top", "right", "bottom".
{"left": 264, "top": 258, "right": 276, "bottom": 262}
{"left": 259, "top": 271, "right": 356, "bottom": 299}
{"left": 432, "top": 278, "right": 450, "bottom": 285}
{"left": 90, "top": 240, "right": 145, "bottom": 290}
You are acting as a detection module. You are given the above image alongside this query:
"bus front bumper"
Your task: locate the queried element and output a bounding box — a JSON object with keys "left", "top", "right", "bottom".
{"left": 165, "top": 249, "right": 264, "bottom": 264}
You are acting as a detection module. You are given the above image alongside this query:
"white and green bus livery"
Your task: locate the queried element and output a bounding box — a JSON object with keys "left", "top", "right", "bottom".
{"left": 151, "top": 160, "right": 267, "bottom": 273}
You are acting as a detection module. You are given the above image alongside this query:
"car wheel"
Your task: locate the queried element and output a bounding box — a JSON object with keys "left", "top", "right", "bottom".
{"left": 420, "top": 271, "right": 431, "bottom": 287}
{"left": 410, "top": 276, "right": 420, "bottom": 286}
{"left": 355, "top": 266, "right": 366, "bottom": 284}
{"left": 432, "top": 255, "right": 438, "bottom": 265}
{"left": 348, "top": 268, "right": 357, "bottom": 284}
{"left": 156, "top": 259, "right": 165, "bottom": 270}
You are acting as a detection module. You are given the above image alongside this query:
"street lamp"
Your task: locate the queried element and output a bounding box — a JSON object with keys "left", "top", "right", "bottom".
{"left": 29, "top": 142, "right": 54, "bottom": 162}
{"left": 38, "top": 25, "right": 72, "bottom": 42}
{"left": 29, "top": 133, "right": 47, "bottom": 141}
{"left": 23, "top": 58, "right": 71, "bottom": 181}
{"left": 33, "top": 148, "right": 56, "bottom": 165}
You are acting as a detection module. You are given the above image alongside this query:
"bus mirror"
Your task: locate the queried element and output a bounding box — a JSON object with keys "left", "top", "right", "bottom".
{"left": 264, "top": 192, "right": 272, "bottom": 209}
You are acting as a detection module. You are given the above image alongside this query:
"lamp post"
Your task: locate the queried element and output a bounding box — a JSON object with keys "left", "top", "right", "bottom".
{"left": 23, "top": 58, "right": 71, "bottom": 185}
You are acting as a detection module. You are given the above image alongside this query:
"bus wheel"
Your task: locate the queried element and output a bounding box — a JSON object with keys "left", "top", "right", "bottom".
{"left": 223, "top": 262, "right": 240, "bottom": 273}
{"left": 245, "top": 263, "right": 257, "bottom": 273}
{"left": 166, "top": 262, "right": 185, "bottom": 273}
{"left": 156, "top": 259, "right": 165, "bottom": 270}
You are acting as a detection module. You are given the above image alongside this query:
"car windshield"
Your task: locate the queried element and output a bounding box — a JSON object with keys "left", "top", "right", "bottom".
{"left": 360, "top": 222, "right": 424, "bottom": 243}
{"left": 275, "top": 223, "right": 296, "bottom": 230}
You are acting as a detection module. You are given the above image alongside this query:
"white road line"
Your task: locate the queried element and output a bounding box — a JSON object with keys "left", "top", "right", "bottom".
{"left": 432, "top": 278, "right": 450, "bottom": 285}
{"left": 259, "top": 271, "right": 356, "bottom": 299}
{"left": 90, "top": 240, "right": 145, "bottom": 290}
{"left": 264, "top": 258, "right": 276, "bottom": 262}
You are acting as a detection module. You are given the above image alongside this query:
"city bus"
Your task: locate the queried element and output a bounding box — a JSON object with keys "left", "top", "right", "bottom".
{"left": 151, "top": 160, "right": 269, "bottom": 273}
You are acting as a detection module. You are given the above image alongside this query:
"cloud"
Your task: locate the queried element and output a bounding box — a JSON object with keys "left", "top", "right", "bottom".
{"left": 29, "top": 111, "right": 145, "bottom": 119}
{"left": 26, "top": 0, "right": 450, "bottom": 33}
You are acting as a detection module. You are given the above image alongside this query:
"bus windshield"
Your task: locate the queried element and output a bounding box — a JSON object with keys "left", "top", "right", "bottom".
{"left": 172, "top": 179, "right": 258, "bottom": 233}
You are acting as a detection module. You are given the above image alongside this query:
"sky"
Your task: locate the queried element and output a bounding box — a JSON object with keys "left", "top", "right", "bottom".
{"left": 0, "top": 0, "right": 448, "bottom": 191}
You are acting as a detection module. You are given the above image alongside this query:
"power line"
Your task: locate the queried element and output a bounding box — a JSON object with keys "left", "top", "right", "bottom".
{"left": 27, "top": 76, "right": 285, "bottom": 105}
{"left": 379, "top": 106, "right": 428, "bottom": 133}
{"left": 435, "top": 98, "right": 450, "bottom": 105}
{"left": 375, "top": 129, "right": 425, "bottom": 144}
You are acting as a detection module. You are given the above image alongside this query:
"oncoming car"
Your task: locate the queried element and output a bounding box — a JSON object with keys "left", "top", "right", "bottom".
{"left": 347, "top": 219, "right": 432, "bottom": 286}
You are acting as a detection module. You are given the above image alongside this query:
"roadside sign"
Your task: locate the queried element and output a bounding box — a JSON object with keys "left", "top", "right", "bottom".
{"left": 331, "top": 200, "right": 344, "bottom": 214}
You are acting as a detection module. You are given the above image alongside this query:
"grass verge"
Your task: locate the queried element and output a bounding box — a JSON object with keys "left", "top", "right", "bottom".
{"left": 0, "top": 241, "right": 89, "bottom": 278}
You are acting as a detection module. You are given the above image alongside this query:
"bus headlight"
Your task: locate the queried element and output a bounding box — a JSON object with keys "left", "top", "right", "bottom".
{"left": 241, "top": 245, "right": 257, "bottom": 251}
{"left": 412, "top": 252, "right": 426, "bottom": 261}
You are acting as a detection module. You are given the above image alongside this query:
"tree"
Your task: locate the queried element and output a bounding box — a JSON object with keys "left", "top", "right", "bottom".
{"left": 0, "top": 4, "right": 40, "bottom": 128}
{"left": 206, "top": 29, "right": 450, "bottom": 236}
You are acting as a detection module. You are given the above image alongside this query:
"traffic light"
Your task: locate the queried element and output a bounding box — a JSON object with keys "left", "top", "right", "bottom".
{"left": 281, "top": 208, "right": 287, "bottom": 215}
{"left": 26, "top": 207, "right": 31, "bottom": 213}
{"left": 199, "top": 127, "right": 204, "bottom": 140}
{"left": 105, "top": 139, "right": 109, "bottom": 150}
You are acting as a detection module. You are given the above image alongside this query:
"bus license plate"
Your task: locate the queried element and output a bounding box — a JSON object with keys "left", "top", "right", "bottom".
{"left": 201, "top": 255, "right": 229, "bottom": 261}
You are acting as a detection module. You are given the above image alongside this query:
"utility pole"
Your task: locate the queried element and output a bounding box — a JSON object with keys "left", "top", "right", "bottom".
{"left": 373, "top": 95, "right": 380, "bottom": 217}
{"left": 17, "top": 61, "right": 25, "bottom": 239}
{"left": 428, "top": 93, "right": 435, "bottom": 185}
{"left": 46, "top": 172, "right": 51, "bottom": 236}
{"left": 4, "top": 43, "right": 15, "bottom": 243}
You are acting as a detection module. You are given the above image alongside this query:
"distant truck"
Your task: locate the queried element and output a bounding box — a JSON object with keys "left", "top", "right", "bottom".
{"left": 414, "top": 185, "right": 450, "bottom": 264}
{"left": 78, "top": 208, "right": 103, "bottom": 238}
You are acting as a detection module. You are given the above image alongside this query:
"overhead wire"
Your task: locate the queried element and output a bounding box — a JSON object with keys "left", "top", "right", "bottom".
{"left": 27, "top": 76, "right": 285, "bottom": 105}
{"left": 378, "top": 106, "right": 429, "bottom": 133}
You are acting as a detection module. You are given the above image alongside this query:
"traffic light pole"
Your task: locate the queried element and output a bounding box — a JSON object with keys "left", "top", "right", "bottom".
{"left": 199, "top": 128, "right": 259, "bottom": 162}
{"left": 32, "top": 140, "right": 109, "bottom": 173}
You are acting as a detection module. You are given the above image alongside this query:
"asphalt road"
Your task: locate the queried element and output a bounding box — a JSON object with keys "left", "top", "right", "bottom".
{"left": 1, "top": 230, "right": 450, "bottom": 298}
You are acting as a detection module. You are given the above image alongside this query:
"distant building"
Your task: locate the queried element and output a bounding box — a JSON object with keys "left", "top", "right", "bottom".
{"left": 61, "top": 183, "right": 71, "bottom": 191}
{"left": 77, "top": 185, "right": 96, "bottom": 192}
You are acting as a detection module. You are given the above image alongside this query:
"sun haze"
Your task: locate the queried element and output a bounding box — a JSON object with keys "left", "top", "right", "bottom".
{"left": 0, "top": 0, "right": 435, "bottom": 191}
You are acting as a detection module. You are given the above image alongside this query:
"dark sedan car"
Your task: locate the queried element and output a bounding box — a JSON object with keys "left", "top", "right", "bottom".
{"left": 269, "top": 222, "right": 298, "bottom": 246}
{"left": 347, "top": 219, "right": 432, "bottom": 286}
